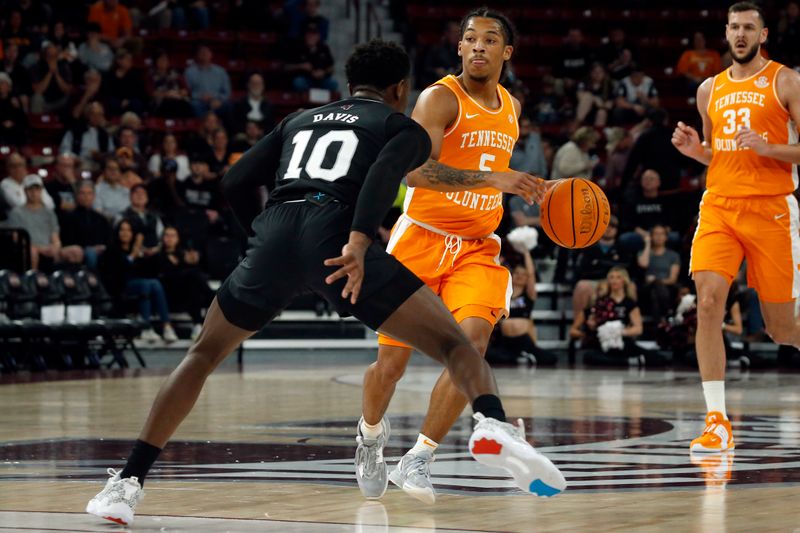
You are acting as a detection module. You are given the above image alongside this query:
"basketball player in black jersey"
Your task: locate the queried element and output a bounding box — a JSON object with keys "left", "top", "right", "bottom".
{"left": 86, "top": 40, "right": 565, "bottom": 525}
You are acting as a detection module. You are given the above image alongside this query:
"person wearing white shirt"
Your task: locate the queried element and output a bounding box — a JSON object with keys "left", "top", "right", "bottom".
{"left": 1, "top": 153, "right": 55, "bottom": 211}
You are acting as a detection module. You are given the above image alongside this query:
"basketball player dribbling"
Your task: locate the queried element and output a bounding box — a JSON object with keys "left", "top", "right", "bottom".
{"left": 673, "top": 1, "right": 800, "bottom": 453}
{"left": 355, "top": 8, "right": 557, "bottom": 503}
{"left": 85, "top": 40, "right": 564, "bottom": 526}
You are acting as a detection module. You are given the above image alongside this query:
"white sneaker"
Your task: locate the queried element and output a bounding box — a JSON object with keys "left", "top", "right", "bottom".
{"left": 469, "top": 413, "right": 566, "bottom": 497}
{"left": 190, "top": 323, "right": 203, "bottom": 341}
{"left": 86, "top": 468, "right": 144, "bottom": 525}
{"left": 137, "top": 328, "right": 161, "bottom": 344}
{"left": 162, "top": 325, "right": 178, "bottom": 343}
{"left": 388, "top": 449, "right": 436, "bottom": 504}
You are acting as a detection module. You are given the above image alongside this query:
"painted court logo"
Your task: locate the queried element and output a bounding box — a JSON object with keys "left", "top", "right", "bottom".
{"left": 2, "top": 415, "right": 799, "bottom": 495}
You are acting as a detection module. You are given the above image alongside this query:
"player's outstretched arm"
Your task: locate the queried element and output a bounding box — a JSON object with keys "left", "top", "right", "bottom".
{"left": 735, "top": 68, "right": 800, "bottom": 164}
{"left": 404, "top": 85, "right": 545, "bottom": 203}
{"left": 672, "top": 78, "right": 713, "bottom": 166}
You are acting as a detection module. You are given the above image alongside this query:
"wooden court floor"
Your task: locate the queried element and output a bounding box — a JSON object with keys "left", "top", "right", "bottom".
{"left": 1, "top": 350, "right": 799, "bottom": 532}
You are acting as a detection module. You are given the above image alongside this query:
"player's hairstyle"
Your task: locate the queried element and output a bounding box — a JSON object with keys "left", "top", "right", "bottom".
{"left": 728, "top": 1, "right": 766, "bottom": 26}
{"left": 459, "top": 7, "right": 516, "bottom": 47}
{"left": 345, "top": 39, "right": 410, "bottom": 92}
{"left": 459, "top": 7, "right": 516, "bottom": 80}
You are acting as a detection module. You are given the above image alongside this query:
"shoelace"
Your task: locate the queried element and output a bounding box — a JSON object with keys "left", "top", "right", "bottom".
{"left": 356, "top": 436, "right": 383, "bottom": 478}
{"left": 472, "top": 413, "right": 528, "bottom": 443}
{"left": 404, "top": 453, "right": 434, "bottom": 477}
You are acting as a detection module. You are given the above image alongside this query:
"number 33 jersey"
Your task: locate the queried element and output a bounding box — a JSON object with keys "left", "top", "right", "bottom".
{"left": 707, "top": 60, "right": 798, "bottom": 198}
{"left": 404, "top": 75, "right": 519, "bottom": 238}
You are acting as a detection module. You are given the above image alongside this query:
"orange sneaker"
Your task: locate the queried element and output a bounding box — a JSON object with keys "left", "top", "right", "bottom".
{"left": 690, "top": 412, "right": 735, "bottom": 453}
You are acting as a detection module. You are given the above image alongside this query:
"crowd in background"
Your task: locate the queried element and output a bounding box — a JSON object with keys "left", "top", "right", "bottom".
{"left": 1, "top": 0, "right": 799, "bottom": 360}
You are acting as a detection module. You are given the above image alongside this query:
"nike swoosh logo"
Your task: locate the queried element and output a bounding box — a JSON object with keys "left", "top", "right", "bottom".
{"left": 715, "top": 83, "right": 726, "bottom": 91}
{"left": 465, "top": 112, "right": 479, "bottom": 119}
{"left": 775, "top": 213, "right": 787, "bottom": 220}
{"left": 423, "top": 439, "right": 437, "bottom": 447}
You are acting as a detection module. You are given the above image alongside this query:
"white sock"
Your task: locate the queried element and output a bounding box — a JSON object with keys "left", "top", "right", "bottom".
{"left": 702, "top": 381, "right": 727, "bottom": 419}
{"left": 408, "top": 433, "right": 439, "bottom": 455}
{"left": 360, "top": 418, "right": 383, "bottom": 439}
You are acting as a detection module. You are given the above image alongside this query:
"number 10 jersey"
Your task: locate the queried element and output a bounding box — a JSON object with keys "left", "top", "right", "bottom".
{"left": 707, "top": 60, "right": 798, "bottom": 198}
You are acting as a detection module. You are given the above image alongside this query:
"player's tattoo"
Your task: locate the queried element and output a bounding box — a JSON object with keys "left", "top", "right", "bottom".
{"left": 417, "top": 159, "right": 488, "bottom": 186}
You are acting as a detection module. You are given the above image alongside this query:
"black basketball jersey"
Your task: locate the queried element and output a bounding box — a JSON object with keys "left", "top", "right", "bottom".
{"left": 222, "top": 96, "right": 430, "bottom": 238}
{"left": 267, "top": 98, "right": 421, "bottom": 205}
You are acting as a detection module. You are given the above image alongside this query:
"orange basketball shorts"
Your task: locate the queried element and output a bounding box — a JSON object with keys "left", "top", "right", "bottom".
{"left": 690, "top": 191, "right": 800, "bottom": 303}
{"left": 377, "top": 215, "right": 512, "bottom": 348}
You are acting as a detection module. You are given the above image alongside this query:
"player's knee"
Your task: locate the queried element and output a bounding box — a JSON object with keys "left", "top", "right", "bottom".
{"left": 374, "top": 355, "right": 407, "bottom": 383}
{"left": 696, "top": 292, "right": 725, "bottom": 320}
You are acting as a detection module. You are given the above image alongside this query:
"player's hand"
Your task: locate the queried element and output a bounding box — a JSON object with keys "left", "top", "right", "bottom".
{"left": 488, "top": 171, "right": 546, "bottom": 204}
{"left": 671, "top": 121, "right": 702, "bottom": 158}
{"left": 735, "top": 127, "right": 770, "bottom": 156}
{"left": 324, "top": 232, "right": 370, "bottom": 304}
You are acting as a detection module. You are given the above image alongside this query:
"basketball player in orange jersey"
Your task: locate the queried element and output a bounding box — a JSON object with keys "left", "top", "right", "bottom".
{"left": 354, "top": 8, "right": 558, "bottom": 503}
{"left": 673, "top": 1, "right": 800, "bottom": 454}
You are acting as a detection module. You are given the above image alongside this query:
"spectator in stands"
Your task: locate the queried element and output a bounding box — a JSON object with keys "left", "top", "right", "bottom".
{"left": 776, "top": 1, "right": 800, "bottom": 66}
{"left": 286, "top": 22, "right": 336, "bottom": 92}
{"left": 69, "top": 68, "right": 103, "bottom": 120}
{"left": 50, "top": 21, "right": 79, "bottom": 76}
{"left": 494, "top": 246, "right": 557, "bottom": 365}
{"left": 116, "top": 126, "right": 149, "bottom": 181}
{"left": 60, "top": 180, "right": 111, "bottom": 270}
{"left": 78, "top": 22, "right": 113, "bottom": 73}
{"left": 30, "top": 41, "right": 73, "bottom": 114}
{"left": 156, "top": 225, "right": 214, "bottom": 340}
{"left": 165, "top": 0, "right": 211, "bottom": 30}
{"left": 184, "top": 43, "right": 232, "bottom": 117}
{"left": 87, "top": 0, "right": 133, "bottom": 49}
{"left": 60, "top": 100, "right": 114, "bottom": 166}
{"left": 1, "top": 41, "right": 32, "bottom": 112}
{"left": 230, "top": 119, "right": 265, "bottom": 153}
{"left": 575, "top": 63, "right": 614, "bottom": 128}
{"left": 147, "top": 158, "right": 184, "bottom": 215}
{"left": 230, "top": 73, "right": 274, "bottom": 135}
{"left": 419, "top": 21, "right": 461, "bottom": 89}
{"left": 532, "top": 75, "right": 566, "bottom": 125}
{"left": 119, "top": 184, "right": 163, "bottom": 255}
{"left": 551, "top": 126, "right": 599, "bottom": 180}
{"left": 289, "top": 0, "right": 330, "bottom": 41}
{"left": 94, "top": 157, "right": 131, "bottom": 219}
{"left": 622, "top": 108, "right": 682, "bottom": 191}
{"left": 148, "top": 133, "right": 191, "bottom": 181}
{"left": 601, "top": 127, "right": 632, "bottom": 195}
{"left": 114, "top": 147, "right": 144, "bottom": 188}
{"left": 7, "top": 174, "right": 83, "bottom": 270}
{"left": 572, "top": 266, "right": 662, "bottom": 366}
{"left": 17, "top": 0, "right": 52, "bottom": 30}
{"left": 147, "top": 49, "right": 192, "bottom": 118}
{"left": 0, "top": 72, "right": 28, "bottom": 146}
{"left": 598, "top": 27, "right": 635, "bottom": 80}
{"left": 636, "top": 224, "right": 681, "bottom": 322}
{"left": 571, "top": 216, "right": 630, "bottom": 325}
{"left": 2, "top": 154, "right": 55, "bottom": 210}
{"left": 100, "top": 219, "right": 178, "bottom": 343}
{"left": 619, "top": 169, "right": 674, "bottom": 254}
{"left": 103, "top": 48, "right": 146, "bottom": 116}
{"left": 510, "top": 115, "right": 548, "bottom": 177}
{"left": 206, "top": 128, "right": 231, "bottom": 178}
{"left": 0, "top": 10, "right": 32, "bottom": 60}
{"left": 178, "top": 157, "right": 222, "bottom": 222}
{"left": 185, "top": 110, "right": 222, "bottom": 156}
{"left": 46, "top": 153, "right": 80, "bottom": 222}
{"left": 612, "top": 64, "right": 659, "bottom": 125}
{"left": 554, "top": 28, "right": 592, "bottom": 93}
{"left": 676, "top": 32, "right": 721, "bottom": 93}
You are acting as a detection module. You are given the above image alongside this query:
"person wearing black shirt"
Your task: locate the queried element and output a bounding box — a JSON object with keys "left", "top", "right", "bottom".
{"left": 553, "top": 28, "right": 592, "bottom": 93}
{"left": 45, "top": 153, "right": 79, "bottom": 223}
{"left": 119, "top": 185, "right": 163, "bottom": 254}
{"left": 622, "top": 108, "right": 683, "bottom": 191}
{"left": 61, "top": 180, "right": 111, "bottom": 270}
{"left": 619, "top": 169, "right": 674, "bottom": 254}
{"left": 86, "top": 40, "right": 564, "bottom": 526}
{"left": 286, "top": 23, "right": 337, "bottom": 92}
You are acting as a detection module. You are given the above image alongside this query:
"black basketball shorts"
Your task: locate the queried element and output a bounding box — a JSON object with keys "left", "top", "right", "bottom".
{"left": 217, "top": 201, "right": 424, "bottom": 331}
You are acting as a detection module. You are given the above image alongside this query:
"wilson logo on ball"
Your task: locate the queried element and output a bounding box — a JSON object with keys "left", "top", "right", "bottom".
{"left": 540, "top": 178, "right": 610, "bottom": 249}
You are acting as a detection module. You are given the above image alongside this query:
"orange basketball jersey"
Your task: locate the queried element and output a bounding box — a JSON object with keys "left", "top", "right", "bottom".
{"left": 707, "top": 60, "right": 798, "bottom": 198}
{"left": 403, "top": 75, "right": 519, "bottom": 238}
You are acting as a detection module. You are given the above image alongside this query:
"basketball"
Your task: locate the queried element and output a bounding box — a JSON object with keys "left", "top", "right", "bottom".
{"left": 540, "top": 178, "right": 610, "bottom": 249}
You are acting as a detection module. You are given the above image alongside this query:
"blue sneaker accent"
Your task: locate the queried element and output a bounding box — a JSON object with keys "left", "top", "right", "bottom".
{"left": 529, "top": 479, "right": 561, "bottom": 497}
